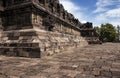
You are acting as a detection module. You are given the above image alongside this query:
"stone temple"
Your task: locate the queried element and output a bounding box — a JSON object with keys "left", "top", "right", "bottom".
{"left": 0, "top": 0, "right": 100, "bottom": 58}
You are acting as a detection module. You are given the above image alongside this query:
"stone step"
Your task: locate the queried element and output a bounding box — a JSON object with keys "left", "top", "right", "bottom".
{"left": 2, "top": 30, "right": 37, "bottom": 37}
{"left": 0, "top": 47, "right": 41, "bottom": 58}
{"left": 0, "top": 43, "right": 39, "bottom": 47}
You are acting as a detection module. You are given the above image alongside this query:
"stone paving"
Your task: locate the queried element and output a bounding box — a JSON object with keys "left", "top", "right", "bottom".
{"left": 0, "top": 43, "right": 120, "bottom": 78}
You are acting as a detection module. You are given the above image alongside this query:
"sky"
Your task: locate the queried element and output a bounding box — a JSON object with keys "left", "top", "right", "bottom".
{"left": 59, "top": 0, "right": 120, "bottom": 26}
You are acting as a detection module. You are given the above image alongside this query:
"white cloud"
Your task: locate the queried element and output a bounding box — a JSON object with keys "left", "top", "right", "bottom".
{"left": 94, "top": 0, "right": 120, "bottom": 13}
{"left": 59, "top": 0, "right": 87, "bottom": 23}
{"left": 106, "top": 8, "right": 120, "bottom": 18}
{"left": 94, "top": 8, "right": 120, "bottom": 26}
{"left": 59, "top": 0, "right": 80, "bottom": 13}
{"left": 93, "top": 0, "right": 120, "bottom": 26}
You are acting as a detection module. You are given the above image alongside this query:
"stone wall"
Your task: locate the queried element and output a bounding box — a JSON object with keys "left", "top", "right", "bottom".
{"left": 80, "top": 22, "right": 101, "bottom": 44}
{"left": 0, "top": 0, "right": 100, "bottom": 58}
{"left": 3, "top": 7, "right": 32, "bottom": 30}
{"left": 32, "top": 0, "right": 81, "bottom": 29}
{"left": 0, "top": 29, "right": 88, "bottom": 58}
{"left": 31, "top": 10, "right": 81, "bottom": 36}
{"left": 3, "top": 0, "right": 81, "bottom": 35}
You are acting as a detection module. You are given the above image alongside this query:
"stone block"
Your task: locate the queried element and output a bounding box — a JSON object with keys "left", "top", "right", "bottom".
{"left": 54, "top": 49, "right": 60, "bottom": 53}
{"left": 0, "top": 46, "right": 41, "bottom": 58}
{"left": 92, "top": 68, "right": 101, "bottom": 76}
{"left": 20, "top": 32, "right": 37, "bottom": 36}
{"left": 112, "top": 62, "right": 120, "bottom": 68}
{"left": 100, "top": 70, "right": 112, "bottom": 77}
{"left": 110, "top": 68, "right": 120, "bottom": 76}
{"left": 47, "top": 51, "right": 54, "bottom": 56}
{"left": 8, "top": 36, "right": 19, "bottom": 40}
{"left": 112, "top": 76, "right": 120, "bottom": 78}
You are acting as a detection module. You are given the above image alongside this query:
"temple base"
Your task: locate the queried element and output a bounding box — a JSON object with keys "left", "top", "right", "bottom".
{"left": 0, "top": 29, "right": 88, "bottom": 58}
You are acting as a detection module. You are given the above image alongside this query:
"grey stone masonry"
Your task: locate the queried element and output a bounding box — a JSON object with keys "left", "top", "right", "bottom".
{"left": 0, "top": 43, "right": 119, "bottom": 78}
{"left": 0, "top": 0, "right": 100, "bottom": 58}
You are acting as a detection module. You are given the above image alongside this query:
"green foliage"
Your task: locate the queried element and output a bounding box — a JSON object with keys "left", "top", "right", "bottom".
{"left": 95, "top": 23, "right": 118, "bottom": 42}
{"left": 116, "top": 25, "right": 120, "bottom": 41}
{"left": 94, "top": 26, "right": 100, "bottom": 34}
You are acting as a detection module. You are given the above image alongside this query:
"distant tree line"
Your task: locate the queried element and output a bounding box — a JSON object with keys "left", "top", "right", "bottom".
{"left": 95, "top": 23, "right": 120, "bottom": 42}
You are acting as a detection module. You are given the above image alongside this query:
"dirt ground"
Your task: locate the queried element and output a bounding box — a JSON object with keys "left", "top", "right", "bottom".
{"left": 0, "top": 43, "right": 120, "bottom": 78}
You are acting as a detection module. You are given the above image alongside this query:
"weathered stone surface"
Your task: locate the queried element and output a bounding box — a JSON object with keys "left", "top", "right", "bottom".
{"left": 100, "top": 70, "right": 112, "bottom": 77}
{"left": 110, "top": 68, "right": 120, "bottom": 76}
{"left": 0, "top": 43, "right": 120, "bottom": 78}
{"left": 0, "top": 0, "right": 100, "bottom": 58}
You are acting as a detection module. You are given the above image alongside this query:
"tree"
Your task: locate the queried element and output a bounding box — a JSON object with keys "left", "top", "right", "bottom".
{"left": 95, "top": 23, "right": 118, "bottom": 42}
{"left": 94, "top": 26, "right": 100, "bottom": 34}
{"left": 117, "top": 25, "right": 120, "bottom": 41}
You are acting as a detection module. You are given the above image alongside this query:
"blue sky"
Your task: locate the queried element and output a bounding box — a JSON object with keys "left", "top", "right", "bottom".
{"left": 59, "top": 0, "right": 120, "bottom": 26}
